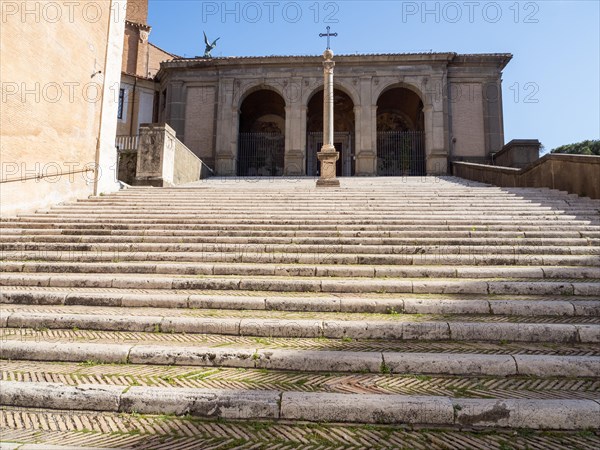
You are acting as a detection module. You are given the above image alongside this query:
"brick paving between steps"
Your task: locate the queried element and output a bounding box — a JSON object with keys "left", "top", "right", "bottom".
{"left": 2, "top": 408, "right": 600, "bottom": 450}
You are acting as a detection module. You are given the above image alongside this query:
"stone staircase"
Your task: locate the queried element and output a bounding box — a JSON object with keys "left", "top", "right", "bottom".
{"left": 1, "top": 177, "right": 599, "bottom": 444}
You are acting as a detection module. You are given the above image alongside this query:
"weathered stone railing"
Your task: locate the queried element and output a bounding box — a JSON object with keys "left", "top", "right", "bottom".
{"left": 453, "top": 153, "right": 600, "bottom": 199}
{"left": 133, "top": 123, "right": 212, "bottom": 187}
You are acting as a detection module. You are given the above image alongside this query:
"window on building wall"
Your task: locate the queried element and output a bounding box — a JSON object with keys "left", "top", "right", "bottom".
{"left": 118, "top": 89, "right": 125, "bottom": 120}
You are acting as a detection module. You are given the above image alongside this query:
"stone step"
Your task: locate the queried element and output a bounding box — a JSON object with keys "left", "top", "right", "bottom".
{"left": 2, "top": 380, "right": 598, "bottom": 429}
{"left": 3, "top": 272, "right": 599, "bottom": 296}
{"left": 1, "top": 308, "right": 598, "bottom": 343}
{"left": 3, "top": 235, "right": 599, "bottom": 248}
{"left": 12, "top": 209, "right": 600, "bottom": 220}
{"left": 40, "top": 205, "right": 599, "bottom": 213}
{"left": 3, "top": 228, "right": 600, "bottom": 239}
{"left": 4, "top": 325, "right": 596, "bottom": 355}
{"left": 1, "top": 337, "right": 598, "bottom": 377}
{"left": 1, "top": 298, "right": 600, "bottom": 324}
{"left": 2, "top": 407, "right": 599, "bottom": 449}
{"left": 3, "top": 221, "right": 599, "bottom": 233}
{"left": 3, "top": 261, "right": 600, "bottom": 280}
{"left": 17, "top": 213, "right": 600, "bottom": 223}
{"left": 3, "top": 359, "right": 598, "bottom": 399}
{"left": 3, "top": 242, "right": 599, "bottom": 256}
{"left": 2, "top": 289, "right": 598, "bottom": 317}
{"left": 6, "top": 250, "right": 599, "bottom": 267}
{"left": 54, "top": 201, "right": 599, "bottom": 209}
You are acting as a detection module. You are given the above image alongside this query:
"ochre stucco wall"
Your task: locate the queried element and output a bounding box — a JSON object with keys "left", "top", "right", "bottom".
{"left": 1, "top": 0, "right": 126, "bottom": 216}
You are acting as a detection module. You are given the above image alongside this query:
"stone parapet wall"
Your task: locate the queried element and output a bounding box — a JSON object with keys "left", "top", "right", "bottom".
{"left": 134, "top": 123, "right": 209, "bottom": 187}
{"left": 453, "top": 154, "right": 600, "bottom": 199}
{"left": 493, "top": 139, "right": 541, "bottom": 168}
{"left": 173, "top": 139, "right": 202, "bottom": 185}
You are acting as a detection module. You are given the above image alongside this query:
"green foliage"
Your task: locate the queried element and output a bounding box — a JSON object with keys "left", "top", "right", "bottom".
{"left": 551, "top": 140, "right": 600, "bottom": 156}
{"left": 380, "top": 361, "right": 391, "bottom": 374}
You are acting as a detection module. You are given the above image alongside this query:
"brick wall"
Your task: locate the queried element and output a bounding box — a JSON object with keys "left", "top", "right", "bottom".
{"left": 184, "top": 86, "right": 217, "bottom": 167}
{"left": 126, "top": 0, "right": 148, "bottom": 24}
{"left": 122, "top": 25, "right": 139, "bottom": 74}
{"left": 148, "top": 44, "right": 173, "bottom": 77}
{"left": 450, "top": 82, "right": 486, "bottom": 158}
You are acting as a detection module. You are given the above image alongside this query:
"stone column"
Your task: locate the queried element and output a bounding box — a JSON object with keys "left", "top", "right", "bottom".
{"left": 316, "top": 49, "right": 340, "bottom": 187}
{"left": 284, "top": 104, "right": 305, "bottom": 175}
{"left": 215, "top": 78, "right": 236, "bottom": 176}
{"left": 354, "top": 76, "right": 376, "bottom": 176}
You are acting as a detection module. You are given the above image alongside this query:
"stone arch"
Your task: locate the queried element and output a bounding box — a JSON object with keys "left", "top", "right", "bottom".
{"left": 236, "top": 83, "right": 287, "bottom": 110}
{"left": 304, "top": 80, "right": 360, "bottom": 110}
{"left": 376, "top": 87, "right": 424, "bottom": 132}
{"left": 373, "top": 81, "right": 426, "bottom": 107}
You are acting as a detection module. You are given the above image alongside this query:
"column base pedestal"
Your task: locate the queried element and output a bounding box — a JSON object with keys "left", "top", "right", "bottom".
{"left": 316, "top": 178, "right": 340, "bottom": 187}
{"left": 316, "top": 149, "right": 340, "bottom": 188}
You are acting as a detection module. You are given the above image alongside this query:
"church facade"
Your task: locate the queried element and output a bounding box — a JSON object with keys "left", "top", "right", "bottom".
{"left": 155, "top": 52, "right": 511, "bottom": 176}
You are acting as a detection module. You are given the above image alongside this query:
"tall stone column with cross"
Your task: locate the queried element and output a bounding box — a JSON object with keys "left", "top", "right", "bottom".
{"left": 316, "top": 27, "right": 340, "bottom": 187}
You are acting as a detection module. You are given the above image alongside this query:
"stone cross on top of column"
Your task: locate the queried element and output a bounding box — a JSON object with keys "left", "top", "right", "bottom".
{"left": 319, "top": 26, "right": 338, "bottom": 50}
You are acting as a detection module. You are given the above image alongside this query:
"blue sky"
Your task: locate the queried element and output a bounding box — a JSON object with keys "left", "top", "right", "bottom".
{"left": 148, "top": 0, "right": 600, "bottom": 152}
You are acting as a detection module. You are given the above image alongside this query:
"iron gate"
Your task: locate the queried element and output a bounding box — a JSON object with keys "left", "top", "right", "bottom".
{"left": 237, "top": 133, "right": 285, "bottom": 176}
{"left": 377, "top": 131, "right": 425, "bottom": 176}
{"left": 306, "top": 132, "right": 354, "bottom": 176}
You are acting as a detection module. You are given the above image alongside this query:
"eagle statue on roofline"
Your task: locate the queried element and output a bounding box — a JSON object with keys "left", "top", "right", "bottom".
{"left": 203, "top": 32, "right": 220, "bottom": 58}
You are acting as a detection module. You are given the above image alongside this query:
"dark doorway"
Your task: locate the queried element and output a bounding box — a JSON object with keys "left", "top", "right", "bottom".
{"left": 376, "top": 87, "right": 426, "bottom": 176}
{"left": 237, "top": 89, "right": 286, "bottom": 176}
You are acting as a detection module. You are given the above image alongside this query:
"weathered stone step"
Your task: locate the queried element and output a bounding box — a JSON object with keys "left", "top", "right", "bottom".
{"left": 3, "top": 272, "right": 599, "bottom": 296}
{"left": 2, "top": 308, "right": 598, "bottom": 343}
{"left": 2, "top": 289, "right": 598, "bottom": 317}
{"left": 42, "top": 205, "right": 597, "bottom": 214}
{"left": 3, "top": 261, "right": 600, "bottom": 281}
{"left": 2, "top": 339, "right": 599, "bottom": 377}
{"left": 4, "top": 228, "right": 600, "bottom": 239}
{"left": 3, "top": 359, "right": 598, "bottom": 399}
{"left": 11, "top": 214, "right": 600, "bottom": 225}
{"left": 18, "top": 213, "right": 600, "bottom": 224}
{"left": 3, "top": 242, "right": 599, "bottom": 256}
{"left": 4, "top": 326, "right": 596, "bottom": 355}
{"left": 3, "top": 302, "right": 599, "bottom": 324}
{"left": 3, "top": 380, "right": 598, "bottom": 428}
{"left": 3, "top": 220, "right": 599, "bottom": 233}
{"left": 70, "top": 202, "right": 596, "bottom": 212}
{"left": 3, "top": 235, "right": 599, "bottom": 248}
{"left": 7, "top": 250, "right": 598, "bottom": 267}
